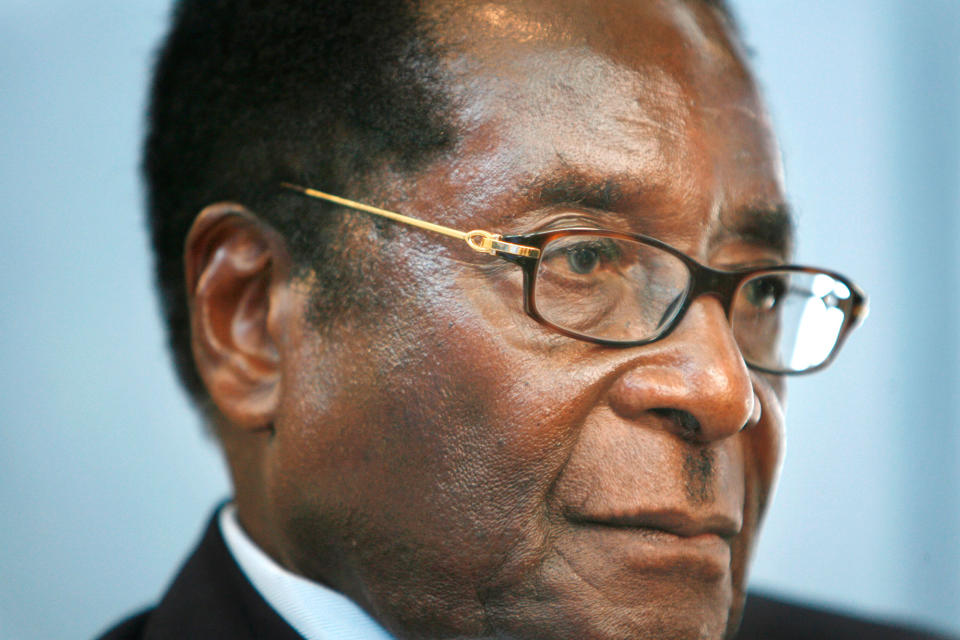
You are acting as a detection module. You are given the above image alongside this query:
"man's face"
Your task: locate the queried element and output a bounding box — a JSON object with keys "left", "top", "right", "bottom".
{"left": 264, "top": 1, "right": 786, "bottom": 638}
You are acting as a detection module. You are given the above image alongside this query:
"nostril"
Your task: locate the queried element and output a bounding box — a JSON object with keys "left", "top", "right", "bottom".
{"left": 651, "top": 408, "right": 702, "bottom": 441}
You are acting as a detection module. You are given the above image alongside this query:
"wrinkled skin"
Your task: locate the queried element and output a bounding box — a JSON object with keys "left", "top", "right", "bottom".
{"left": 204, "top": 1, "right": 789, "bottom": 638}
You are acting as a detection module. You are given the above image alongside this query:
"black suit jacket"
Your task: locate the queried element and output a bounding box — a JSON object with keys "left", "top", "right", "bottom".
{"left": 97, "top": 515, "right": 954, "bottom": 640}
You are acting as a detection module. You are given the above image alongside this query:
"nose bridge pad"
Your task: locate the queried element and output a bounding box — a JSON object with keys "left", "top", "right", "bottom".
{"left": 659, "top": 292, "right": 685, "bottom": 329}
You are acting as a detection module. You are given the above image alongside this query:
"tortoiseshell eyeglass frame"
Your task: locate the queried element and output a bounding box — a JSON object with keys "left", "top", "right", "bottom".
{"left": 281, "top": 183, "right": 869, "bottom": 375}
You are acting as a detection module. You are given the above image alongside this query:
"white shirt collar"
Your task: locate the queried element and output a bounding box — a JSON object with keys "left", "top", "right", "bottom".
{"left": 219, "top": 503, "right": 396, "bottom": 640}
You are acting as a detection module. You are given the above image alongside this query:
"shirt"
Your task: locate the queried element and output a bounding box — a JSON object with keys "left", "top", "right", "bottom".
{"left": 219, "top": 504, "right": 396, "bottom": 640}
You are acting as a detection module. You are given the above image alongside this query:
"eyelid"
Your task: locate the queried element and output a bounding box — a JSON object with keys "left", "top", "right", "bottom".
{"left": 711, "top": 243, "right": 790, "bottom": 271}
{"left": 717, "top": 259, "right": 787, "bottom": 272}
{"left": 522, "top": 208, "right": 623, "bottom": 234}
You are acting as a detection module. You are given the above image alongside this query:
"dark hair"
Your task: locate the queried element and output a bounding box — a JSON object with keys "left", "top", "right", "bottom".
{"left": 145, "top": 0, "right": 454, "bottom": 405}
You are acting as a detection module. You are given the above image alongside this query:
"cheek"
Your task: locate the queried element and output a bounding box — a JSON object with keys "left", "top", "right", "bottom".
{"left": 747, "top": 376, "right": 786, "bottom": 514}
{"left": 719, "top": 379, "right": 784, "bottom": 636}
{"left": 266, "top": 279, "right": 601, "bottom": 629}
{"left": 729, "top": 377, "right": 785, "bottom": 575}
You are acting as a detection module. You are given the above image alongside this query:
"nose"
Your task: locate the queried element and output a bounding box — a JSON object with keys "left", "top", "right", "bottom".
{"left": 607, "top": 296, "right": 760, "bottom": 442}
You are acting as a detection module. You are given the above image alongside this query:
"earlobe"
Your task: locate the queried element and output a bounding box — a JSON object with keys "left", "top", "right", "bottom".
{"left": 185, "top": 203, "right": 289, "bottom": 430}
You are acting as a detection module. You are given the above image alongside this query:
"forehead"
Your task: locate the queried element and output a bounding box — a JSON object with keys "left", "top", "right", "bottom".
{"left": 417, "top": 0, "right": 789, "bottom": 253}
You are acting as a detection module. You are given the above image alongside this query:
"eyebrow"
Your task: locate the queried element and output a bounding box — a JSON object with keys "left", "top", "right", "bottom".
{"left": 519, "top": 171, "right": 795, "bottom": 255}
{"left": 519, "top": 172, "right": 627, "bottom": 211}
{"left": 718, "top": 204, "right": 795, "bottom": 256}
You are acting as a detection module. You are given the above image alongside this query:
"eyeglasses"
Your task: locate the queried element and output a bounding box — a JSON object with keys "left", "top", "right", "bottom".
{"left": 281, "top": 183, "right": 868, "bottom": 374}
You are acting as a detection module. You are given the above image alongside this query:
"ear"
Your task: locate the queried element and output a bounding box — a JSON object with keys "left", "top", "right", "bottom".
{"left": 185, "top": 203, "right": 291, "bottom": 431}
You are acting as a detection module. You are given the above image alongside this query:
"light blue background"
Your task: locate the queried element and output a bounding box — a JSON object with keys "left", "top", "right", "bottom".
{"left": 0, "top": 2, "right": 957, "bottom": 639}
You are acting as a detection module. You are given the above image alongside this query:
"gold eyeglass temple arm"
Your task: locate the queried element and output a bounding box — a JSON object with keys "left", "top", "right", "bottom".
{"left": 280, "top": 183, "right": 540, "bottom": 259}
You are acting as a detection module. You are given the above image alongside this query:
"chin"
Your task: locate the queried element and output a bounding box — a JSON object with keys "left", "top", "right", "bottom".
{"left": 481, "top": 599, "right": 735, "bottom": 640}
{"left": 474, "top": 546, "right": 739, "bottom": 640}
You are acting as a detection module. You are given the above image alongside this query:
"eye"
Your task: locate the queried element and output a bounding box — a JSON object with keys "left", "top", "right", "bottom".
{"left": 567, "top": 246, "right": 600, "bottom": 274}
{"left": 743, "top": 275, "right": 785, "bottom": 311}
{"left": 558, "top": 239, "right": 622, "bottom": 275}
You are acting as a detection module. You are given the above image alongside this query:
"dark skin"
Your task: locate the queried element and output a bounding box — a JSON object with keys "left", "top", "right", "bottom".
{"left": 186, "top": 1, "right": 788, "bottom": 638}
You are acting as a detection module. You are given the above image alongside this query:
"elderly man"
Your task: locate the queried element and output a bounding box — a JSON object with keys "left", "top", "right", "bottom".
{"left": 99, "top": 0, "right": 945, "bottom": 638}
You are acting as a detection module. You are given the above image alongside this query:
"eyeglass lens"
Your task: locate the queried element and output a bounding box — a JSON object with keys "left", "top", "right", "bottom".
{"left": 731, "top": 271, "right": 851, "bottom": 372}
{"left": 532, "top": 234, "right": 852, "bottom": 373}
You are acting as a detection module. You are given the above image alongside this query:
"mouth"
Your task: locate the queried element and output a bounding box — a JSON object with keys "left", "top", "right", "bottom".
{"left": 562, "top": 508, "right": 741, "bottom": 581}
{"left": 565, "top": 508, "right": 741, "bottom": 540}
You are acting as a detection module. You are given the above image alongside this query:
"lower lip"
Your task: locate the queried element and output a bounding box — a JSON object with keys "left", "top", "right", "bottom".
{"left": 572, "top": 524, "right": 733, "bottom": 581}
